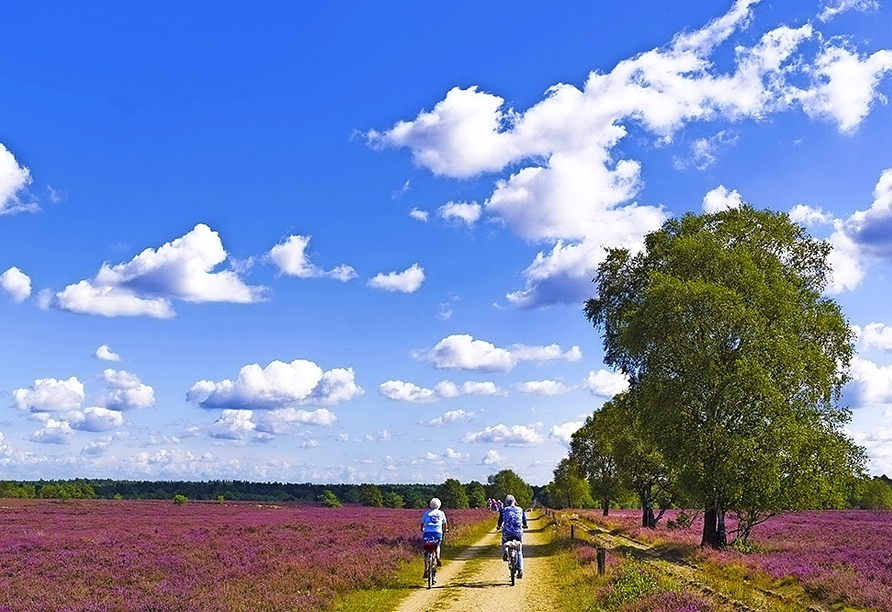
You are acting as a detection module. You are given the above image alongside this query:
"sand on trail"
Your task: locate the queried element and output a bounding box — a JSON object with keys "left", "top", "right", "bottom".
{"left": 390, "top": 512, "right": 557, "bottom": 612}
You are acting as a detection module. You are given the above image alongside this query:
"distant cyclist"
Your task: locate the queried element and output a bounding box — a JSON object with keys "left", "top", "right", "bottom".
{"left": 421, "top": 497, "right": 448, "bottom": 577}
{"left": 497, "top": 494, "right": 528, "bottom": 578}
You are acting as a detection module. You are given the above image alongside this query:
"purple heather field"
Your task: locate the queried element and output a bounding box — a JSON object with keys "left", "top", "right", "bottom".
{"left": 575, "top": 508, "right": 892, "bottom": 612}
{"left": 0, "top": 499, "right": 490, "bottom": 612}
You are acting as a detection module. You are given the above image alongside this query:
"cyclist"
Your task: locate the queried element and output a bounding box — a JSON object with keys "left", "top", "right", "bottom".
{"left": 497, "top": 494, "right": 527, "bottom": 578}
{"left": 421, "top": 497, "right": 447, "bottom": 578}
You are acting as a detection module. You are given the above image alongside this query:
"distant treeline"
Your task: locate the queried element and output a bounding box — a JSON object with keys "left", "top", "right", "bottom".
{"left": 0, "top": 472, "right": 547, "bottom": 508}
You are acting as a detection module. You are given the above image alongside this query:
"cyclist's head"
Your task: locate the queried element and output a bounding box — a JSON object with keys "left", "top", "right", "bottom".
{"left": 504, "top": 494, "right": 516, "bottom": 506}
{"left": 429, "top": 497, "right": 441, "bottom": 509}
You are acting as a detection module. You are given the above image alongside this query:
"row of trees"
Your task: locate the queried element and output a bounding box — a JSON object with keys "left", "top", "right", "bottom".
{"left": 0, "top": 470, "right": 539, "bottom": 509}
{"left": 560, "top": 207, "right": 868, "bottom": 548}
{"left": 323, "top": 470, "right": 535, "bottom": 510}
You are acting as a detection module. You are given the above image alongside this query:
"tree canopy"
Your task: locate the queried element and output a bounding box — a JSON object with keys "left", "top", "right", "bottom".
{"left": 585, "top": 206, "right": 865, "bottom": 547}
{"left": 487, "top": 469, "right": 534, "bottom": 509}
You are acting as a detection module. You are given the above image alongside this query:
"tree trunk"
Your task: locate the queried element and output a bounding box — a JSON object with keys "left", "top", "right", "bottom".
{"left": 640, "top": 485, "right": 655, "bottom": 528}
{"left": 602, "top": 497, "right": 610, "bottom": 516}
{"left": 701, "top": 506, "right": 727, "bottom": 548}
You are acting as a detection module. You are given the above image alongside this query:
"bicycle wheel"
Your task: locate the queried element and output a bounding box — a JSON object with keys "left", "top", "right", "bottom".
{"left": 427, "top": 553, "right": 435, "bottom": 589}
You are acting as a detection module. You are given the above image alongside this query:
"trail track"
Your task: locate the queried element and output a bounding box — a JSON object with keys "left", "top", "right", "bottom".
{"left": 390, "top": 511, "right": 835, "bottom": 612}
{"left": 391, "top": 512, "right": 558, "bottom": 612}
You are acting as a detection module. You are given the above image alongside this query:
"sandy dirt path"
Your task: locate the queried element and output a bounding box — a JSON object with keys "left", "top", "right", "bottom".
{"left": 391, "top": 511, "right": 557, "bottom": 612}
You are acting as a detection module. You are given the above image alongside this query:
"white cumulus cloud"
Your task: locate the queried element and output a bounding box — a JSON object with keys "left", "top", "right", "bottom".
{"left": 267, "top": 235, "right": 356, "bottom": 281}
{"left": 550, "top": 421, "right": 585, "bottom": 446}
{"left": 31, "top": 418, "right": 73, "bottom": 445}
{"left": 368, "top": 263, "right": 425, "bottom": 293}
{"left": 187, "top": 359, "right": 363, "bottom": 410}
{"left": 13, "top": 377, "right": 85, "bottom": 412}
{"left": 462, "top": 422, "right": 544, "bottom": 446}
{"left": 427, "top": 409, "right": 476, "bottom": 427}
{"left": 858, "top": 323, "right": 892, "bottom": 352}
{"left": 702, "top": 185, "right": 745, "bottom": 213}
{"left": 438, "top": 201, "right": 482, "bottom": 227}
{"left": 369, "top": 1, "right": 892, "bottom": 307}
{"left": 517, "top": 380, "right": 572, "bottom": 396}
{"left": 0, "top": 144, "right": 36, "bottom": 215}
{"left": 93, "top": 345, "right": 122, "bottom": 362}
{"left": 70, "top": 407, "right": 126, "bottom": 432}
{"left": 420, "top": 334, "right": 581, "bottom": 372}
{"left": 99, "top": 369, "right": 155, "bottom": 410}
{"left": 0, "top": 267, "right": 31, "bottom": 302}
{"left": 55, "top": 224, "right": 266, "bottom": 318}
{"left": 583, "top": 369, "right": 629, "bottom": 397}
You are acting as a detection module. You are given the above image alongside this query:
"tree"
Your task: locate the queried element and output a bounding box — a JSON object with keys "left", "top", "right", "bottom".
{"left": 466, "top": 481, "right": 487, "bottom": 509}
{"left": 360, "top": 484, "right": 383, "bottom": 507}
{"left": 548, "top": 458, "right": 594, "bottom": 509}
{"left": 487, "top": 469, "right": 533, "bottom": 509}
{"left": 382, "top": 491, "right": 405, "bottom": 508}
{"left": 585, "top": 207, "right": 864, "bottom": 547}
{"left": 569, "top": 413, "right": 624, "bottom": 515}
{"left": 859, "top": 477, "right": 892, "bottom": 511}
{"left": 436, "top": 478, "right": 469, "bottom": 509}
{"left": 318, "top": 490, "right": 342, "bottom": 508}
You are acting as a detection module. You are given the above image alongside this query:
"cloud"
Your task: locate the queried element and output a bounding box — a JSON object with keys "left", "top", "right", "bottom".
{"left": 70, "top": 407, "right": 125, "bottom": 432}
{"left": 702, "top": 185, "right": 745, "bottom": 213}
{"left": 409, "top": 208, "right": 430, "bottom": 222}
{"left": 54, "top": 224, "right": 266, "bottom": 318}
{"left": 99, "top": 369, "right": 155, "bottom": 410}
{"left": 208, "top": 409, "right": 256, "bottom": 440}
{"left": 379, "top": 378, "right": 502, "bottom": 403}
{"left": 368, "top": 264, "right": 425, "bottom": 293}
{"left": 438, "top": 201, "right": 482, "bottom": 227}
{"left": 674, "top": 131, "right": 738, "bottom": 170}
{"left": 516, "top": 380, "right": 572, "bottom": 396}
{"left": 0, "top": 267, "right": 31, "bottom": 302}
{"left": 858, "top": 323, "right": 892, "bottom": 352}
{"left": 419, "top": 334, "right": 581, "bottom": 372}
{"left": 427, "top": 409, "right": 476, "bottom": 427}
{"left": 254, "top": 408, "right": 338, "bottom": 434}
{"left": 267, "top": 235, "right": 356, "bottom": 281}
{"left": 13, "top": 377, "right": 85, "bottom": 412}
{"left": 819, "top": 0, "right": 879, "bottom": 21}
{"left": 31, "top": 418, "right": 73, "bottom": 445}
{"left": 0, "top": 144, "right": 37, "bottom": 215}
{"left": 462, "top": 422, "right": 544, "bottom": 446}
{"left": 583, "top": 369, "right": 629, "bottom": 397}
{"left": 481, "top": 449, "right": 506, "bottom": 466}
{"left": 187, "top": 359, "right": 363, "bottom": 410}
{"left": 93, "top": 345, "right": 122, "bottom": 362}
{"left": 847, "top": 356, "right": 892, "bottom": 406}
{"left": 550, "top": 421, "right": 585, "bottom": 446}
{"left": 369, "top": 1, "right": 892, "bottom": 307}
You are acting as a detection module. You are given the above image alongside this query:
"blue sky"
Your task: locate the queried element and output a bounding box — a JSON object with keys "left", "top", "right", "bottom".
{"left": 2, "top": 0, "right": 892, "bottom": 486}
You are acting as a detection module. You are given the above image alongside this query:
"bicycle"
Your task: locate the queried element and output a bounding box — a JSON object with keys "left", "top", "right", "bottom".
{"left": 422, "top": 537, "right": 440, "bottom": 589}
{"left": 504, "top": 538, "right": 522, "bottom": 586}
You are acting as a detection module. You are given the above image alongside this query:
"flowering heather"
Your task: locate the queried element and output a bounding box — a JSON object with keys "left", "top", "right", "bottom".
{"left": 573, "top": 508, "right": 892, "bottom": 612}
{"left": 0, "top": 499, "right": 489, "bottom": 612}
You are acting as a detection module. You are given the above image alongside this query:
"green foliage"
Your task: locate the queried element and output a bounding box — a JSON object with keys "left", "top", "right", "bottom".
{"left": 37, "top": 480, "right": 96, "bottom": 500}
{"left": 569, "top": 413, "right": 625, "bottom": 514}
{"left": 859, "top": 477, "right": 892, "bottom": 511}
{"left": 465, "top": 481, "right": 487, "bottom": 509}
{"left": 546, "top": 458, "right": 594, "bottom": 509}
{"left": 436, "top": 478, "right": 469, "bottom": 509}
{"left": 217, "top": 494, "right": 225, "bottom": 504}
{"left": 601, "top": 557, "right": 678, "bottom": 609}
{"left": 173, "top": 494, "right": 188, "bottom": 505}
{"left": 382, "top": 491, "right": 404, "bottom": 508}
{"left": 0, "top": 481, "right": 36, "bottom": 498}
{"left": 319, "top": 489, "right": 342, "bottom": 508}
{"left": 359, "top": 484, "right": 383, "bottom": 507}
{"left": 585, "top": 206, "right": 865, "bottom": 546}
{"left": 487, "top": 469, "right": 533, "bottom": 509}
{"left": 113, "top": 493, "right": 123, "bottom": 500}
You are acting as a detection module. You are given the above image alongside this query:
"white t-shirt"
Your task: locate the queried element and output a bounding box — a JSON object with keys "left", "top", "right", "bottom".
{"left": 421, "top": 508, "right": 447, "bottom": 535}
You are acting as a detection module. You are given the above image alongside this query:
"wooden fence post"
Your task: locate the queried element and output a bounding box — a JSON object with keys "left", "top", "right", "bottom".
{"left": 570, "top": 523, "right": 574, "bottom": 540}
{"left": 597, "top": 547, "right": 606, "bottom": 575}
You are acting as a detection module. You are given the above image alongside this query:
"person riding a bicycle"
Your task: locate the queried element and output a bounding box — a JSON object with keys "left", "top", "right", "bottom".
{"left": 497, "top": 494, "right": 527, "bottom": 578}
{"left": 421, "top": 497, "right": 447, "bottom": 578}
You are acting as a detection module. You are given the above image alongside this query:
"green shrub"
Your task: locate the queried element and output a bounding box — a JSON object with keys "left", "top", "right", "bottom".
{"left": 173, "top": 494, "right": 188, "bottom": 505}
